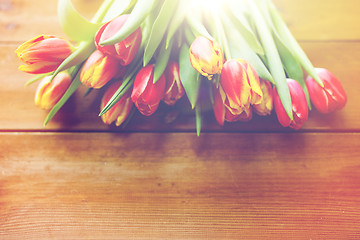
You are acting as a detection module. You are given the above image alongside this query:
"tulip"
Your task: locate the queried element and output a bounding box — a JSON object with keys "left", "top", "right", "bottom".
{"left": 212, "top": 59, "right": 262, "bottom": 125}
{"left": 95, "top": 15, "right": 142, "bottom": 66}
{"left": 15, "top": 35, "right": 74, "bottom": 74}
{"left": 131, "top": 65, "right": 166, "bottom": 116}
{"left": 101, "top": 81, "right": 133, "bottom": 126}
{"left": 34, "top": 72, "right": 72, "bottom": 110}
{"left": 306, "top": 68, "right": 347, "bottom": 114}
{"left": 253, "top": 79, "right": 273, "bottom": 116}
{"left": 80, "top": 50, "right": 123, "bottom": 89}
{"left": 212, "top": 84, "right": 254, "bottom": 126}
{"left": 189, "top": 36, "right": 224, "bottom": 80}
{"left": 163, "top": 62, "right": 185, "bottom": 105}
{"left": 274, "top": 79, "right": 308, "bottom": 130}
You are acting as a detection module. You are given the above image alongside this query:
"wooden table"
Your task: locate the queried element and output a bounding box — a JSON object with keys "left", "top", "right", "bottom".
{"left": 1, "top": 0, "right": 360, "bottom": 239}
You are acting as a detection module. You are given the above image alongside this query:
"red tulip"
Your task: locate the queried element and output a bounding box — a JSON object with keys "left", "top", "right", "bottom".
{"left": 35, "top": 72, "right": 72, "bottom": 110}
{"left": 189, "top": 36, "right": 224, "bottom": 80}
{"left": 306, "top": 68, "right": 347, "bottom": 114}
{"left": 95, "top": 15, "right": 142, "bottom": 66}
{"left": 274, "top": 79, "right": 308, "bottom": 130}
{"left": 131, "top": 65, "right": 166, "bottom": 116}
{"left": 80, "top": 50, "right": 124, "bottom": 89}
{"left": 101, "top": 81, "right": 133, "bottom": 126}
{"left": 16, "top": 35, "right": 74, "bottom": 74}
{"left": 212, "top": 59, "right": 262, "bottom": 125}
{"left": 163, "top": 62, "right": 185, "bottom": 105}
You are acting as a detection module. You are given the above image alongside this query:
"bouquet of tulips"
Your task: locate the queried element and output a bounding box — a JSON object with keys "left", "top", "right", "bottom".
{"left": 15, "top": 0, "right": 347, "bottom": 134}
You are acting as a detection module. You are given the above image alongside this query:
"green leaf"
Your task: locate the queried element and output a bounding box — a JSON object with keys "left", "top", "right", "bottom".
{"left": 224, "top": 4, "right": 264, "bottom": 55}
{"left": 266, "top": 0, "right": 323, "bottom": 87}
{"left": 58, "top": 0, "right": 102, "bottom": 41}
{"left": 98, "top": 79, "right": 133, "bottom": 117}
{"left": 50, "top": 41, "right": 95, "bottom": 82}
{"left": 100, "top": 0, "right": 158, "bottom": 46}
{"left": 183, "top": 26, "right": 196, "bottom": 45}
{"left": 274, "top": 36, "right": 311, "bottom": 109}
{"left": 153, "top": 39, "right": 173, "bottom": 83}
{"left": 185, "top": 12, "right": 213, "bottom": 41}
{"left": 165, "top": 0, "right": 187, "bottom": 49}
{"left": 179, "top": 44, "right": 201, "bottom": 109}
{"left": 143, "top": 0, "right": 179, "bottom": 66}
{"left": 100, "top": 0, "right": 135, "bottom": 23}
{"left": 272, "top": 33, "right": 311, "bottom": 109}
{"left": 195, "top": 105, "right": 202, "bottom": 136}
{"left": 43, "top": 66, "right": 82, "bottom": 125}
{"left": 248, "top": 0, "right": 293, "bottom": 120}
{"left": 25, "top": 73, "right": 49, "bottom": 86}
{"left": 221, "top": 13, "right": 274, "bottom": 83}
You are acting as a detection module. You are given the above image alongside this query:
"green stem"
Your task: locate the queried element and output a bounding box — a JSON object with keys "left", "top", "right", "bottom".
{"left": 265, "top": 0, "right": 323, "bottom": 87}
{"left": 247, "top": 0, "right": 293, "bottom": 120}
{"left": 92, "top": 0, "right": 116, "bottom": 23}
{"left": 212, "top": 10, "right": 232, "bottom": 60}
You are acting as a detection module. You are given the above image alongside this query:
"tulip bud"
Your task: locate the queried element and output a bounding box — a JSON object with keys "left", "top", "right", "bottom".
{"left": 212, "top": 83, "right": 254, "bottom": 126}
{"left": 95, "top": 15, "right": 142, "bottom": 66}
{"left": 189, "top": 36, "right": 224, "bottom": 80}
{"left": 131, "top": 65, "right": 166, "bottom": 116}
{"left": 35, "top": 72, "right": 72, "bottom": 110}
{"left": 212, "top": 59, "right": 262, "bottom": 126}
{"left": 306, "top": 68, "right": 347, "bottom": 114}
{"left": 15, "top": 35, "right": 74, "bottom": 74}
{"left": 221, "top": 59, "right": 262, "bottom": 111}
{"left": 253, "top": 79, "right": 273, "bottom": 116}
{"left": 163, "top": 62, "right": 185, "bottom": 105}
{"left": 101, "top": 81, "right": 133, "bottom": 126}
{"left": 274, "top": 79, "right": 308, "bottom": 130}
{"left": 80, "top": 50, "right": 123, "bottom": 89}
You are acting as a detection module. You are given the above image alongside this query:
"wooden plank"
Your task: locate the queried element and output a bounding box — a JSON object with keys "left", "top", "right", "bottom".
{"left": 1, "top": 0, "right": 360, "bottom": 42}
{"left": 2, "top": 41, "right": 359, "bottom": 132}
{"left": 1, "top": 132, "right": 360, "bottom": 239}
{"left": 273, "top": 0, "right": 360, "bottom": 40}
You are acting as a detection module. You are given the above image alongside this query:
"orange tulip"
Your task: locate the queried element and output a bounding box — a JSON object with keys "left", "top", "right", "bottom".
{"left": 131, "top": 65, "right": 166, "bottom": 116}
{"left": 34, "top": 72, "right": 72, "bottom": 110}
{"left": 101, "top": 81, "right": 133, "bottom": 126}
{"left": 163, "top": 62, "right": 185, "bottom": 105}
{"left": 95, "top": 15, "right": 142, "bottom": 66}
{"left": 306, "top": 68, "right": 347, "bottom": 114}
{"left": 80, "top": 50, "right": 124, "bottom": 89}
{"left": 16, "top": 35, "right": 73, "bottom": 74}
{"left": 274, "top": 79, "right": 308, "bottom": 130}
{"left": 189, "top": 36, "right": 224, "bottom": 80}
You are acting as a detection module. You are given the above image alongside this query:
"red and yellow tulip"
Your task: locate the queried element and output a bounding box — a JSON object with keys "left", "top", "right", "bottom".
{"left": 101, "top": 81, "right": 133, "bottom": 126}
{"left": 95, "top": 15, "right": 142, "bottom": 66}
{"left": 189, "top": 36, "right": 224, "bottom": 80}
{"left": 35, "top": 72, "right": 72, "bottom": 110}
{"left": 16, "top": 35, "right": 74, "bottom": 74}
{"left": 131, "top": 65, "right": 166, "bottom": 116}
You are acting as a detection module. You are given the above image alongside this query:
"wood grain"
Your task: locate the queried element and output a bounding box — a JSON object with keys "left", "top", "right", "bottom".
{"left": 1, "top": 132, "right": 360, "bottom": 239}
